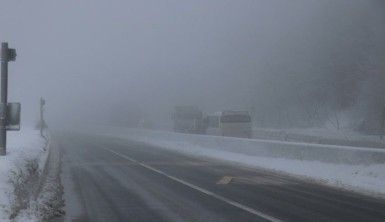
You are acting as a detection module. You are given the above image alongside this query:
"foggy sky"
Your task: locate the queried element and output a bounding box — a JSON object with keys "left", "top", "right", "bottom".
{"left": 0, "top": 1, "right": 384, "bottom": 128}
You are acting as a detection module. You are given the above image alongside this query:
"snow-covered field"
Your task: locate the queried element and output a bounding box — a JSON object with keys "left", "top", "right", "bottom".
{"left": 86, "top": 126, "right": 385, "bottom": 198}
{"left": 0, "top": 128, "right": 47, "bottom": 221}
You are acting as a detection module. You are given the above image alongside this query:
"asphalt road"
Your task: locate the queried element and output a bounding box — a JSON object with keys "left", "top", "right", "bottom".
{"left": 56, "top": 131, "right": 385, "bottom": 222}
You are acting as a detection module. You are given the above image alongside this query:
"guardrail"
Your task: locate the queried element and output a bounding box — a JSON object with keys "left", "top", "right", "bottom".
{"left": 252, "top": 128, "right": 385, "bottom": 149}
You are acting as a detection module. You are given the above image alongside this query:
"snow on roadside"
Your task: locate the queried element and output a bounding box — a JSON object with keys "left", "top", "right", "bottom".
{"left": 0, "top": 127, "right": 47, "bottom": 221}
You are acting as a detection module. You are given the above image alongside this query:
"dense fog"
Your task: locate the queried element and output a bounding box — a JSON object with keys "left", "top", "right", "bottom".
{"left": 0, "top": 0, "right": 384, "bottom": 132}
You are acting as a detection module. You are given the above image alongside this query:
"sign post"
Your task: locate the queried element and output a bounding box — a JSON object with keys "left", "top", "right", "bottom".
{"left": 0, "top": 42, "right": 17, "bottom": 156}
{"left": 40, "top": 97, "right": 45, "bottom": 137}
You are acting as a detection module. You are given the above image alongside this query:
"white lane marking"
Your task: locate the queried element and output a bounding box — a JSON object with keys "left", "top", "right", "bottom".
{"left": 104, "top": 148, "right": 282, "bottom": 222}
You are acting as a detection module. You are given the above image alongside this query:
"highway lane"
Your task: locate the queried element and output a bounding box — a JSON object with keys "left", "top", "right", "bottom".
{"left": 56, "top": 131, "right": 385, "bottom": 222}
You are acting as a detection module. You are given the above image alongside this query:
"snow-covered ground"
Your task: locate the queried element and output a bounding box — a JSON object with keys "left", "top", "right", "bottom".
{"left": 0, "top": 128, "right": 47, "bottom": 221}
{"left": 84, "top": 126, "right": 385, "bottom": 198}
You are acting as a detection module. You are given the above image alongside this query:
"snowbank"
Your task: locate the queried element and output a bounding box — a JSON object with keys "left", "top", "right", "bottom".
{"left": 89, "top": 126, "right": 385, "bottom": 197}
{"left": 0, "top": 128, "right": 47, "bottom": 221}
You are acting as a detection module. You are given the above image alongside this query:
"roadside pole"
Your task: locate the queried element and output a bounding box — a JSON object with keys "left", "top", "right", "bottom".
{"left": 40, "top": 97, "right": 46, "bottom": 137}
{"left": 0, "top": 42, "right": 17, "bottom": 156}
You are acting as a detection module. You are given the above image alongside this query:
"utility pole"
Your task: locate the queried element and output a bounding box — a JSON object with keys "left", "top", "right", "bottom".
{"left": 0, "top": 42, "right": 16, "bottom": 155}
{"left": 40, "top": 97, "right": 46, "bottom": 137}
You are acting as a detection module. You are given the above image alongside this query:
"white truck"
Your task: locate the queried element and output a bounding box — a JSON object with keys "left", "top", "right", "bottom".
{"left": 172, "top": 106, "right": 205, "bottom": 134}
{"left": 205, "top": 111, "right": 252, "bottom": 138}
